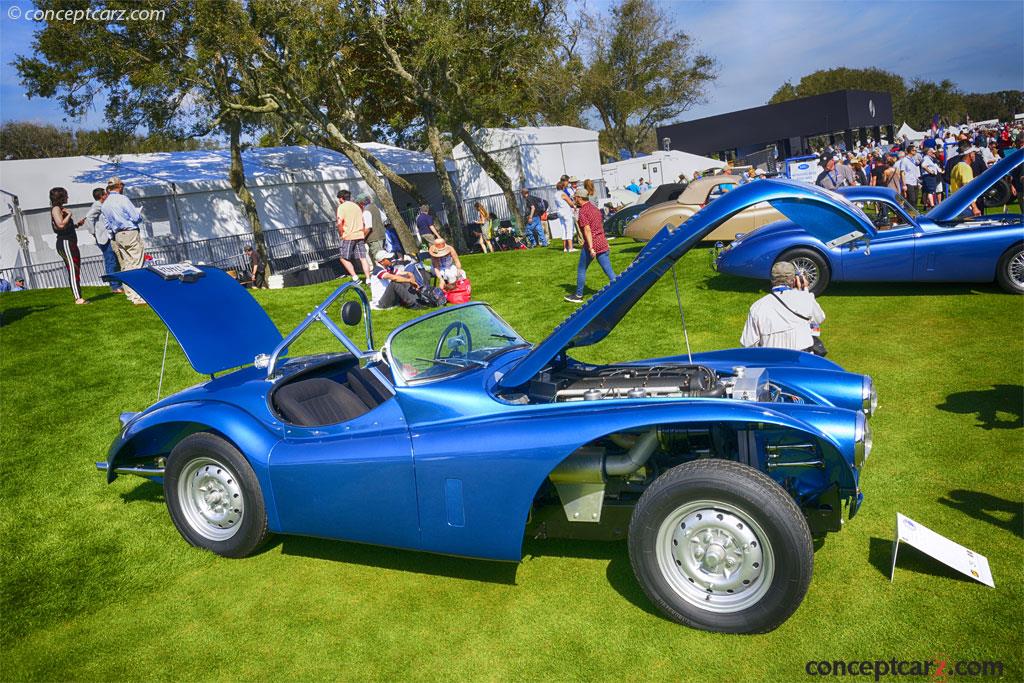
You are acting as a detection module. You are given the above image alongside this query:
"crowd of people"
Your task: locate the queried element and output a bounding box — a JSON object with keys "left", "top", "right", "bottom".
{"left": 813, "top": 122, "right": 1024, "bottom": 215}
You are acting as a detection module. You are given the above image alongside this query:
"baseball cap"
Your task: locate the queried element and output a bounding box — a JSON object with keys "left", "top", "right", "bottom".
{"left": 374, "top": 249, "right": 394, "bottom": 262}
{"left": 574, "top": 187, "right": 590, "bottom": 200}
{"left": 771, "top": 261, "right": 797, "bottom": 280}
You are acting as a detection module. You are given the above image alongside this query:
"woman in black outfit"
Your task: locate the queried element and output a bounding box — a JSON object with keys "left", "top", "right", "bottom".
{"left": 49, "top": 187, "right": 87, "bottom": 304}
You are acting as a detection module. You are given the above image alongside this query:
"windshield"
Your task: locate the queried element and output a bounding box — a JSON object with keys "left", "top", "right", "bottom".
{"left": 386, "top": 303, "right": 528, "bottom": 384}
{"left": 854, "top": 196, "right": 917, "bottom": 230}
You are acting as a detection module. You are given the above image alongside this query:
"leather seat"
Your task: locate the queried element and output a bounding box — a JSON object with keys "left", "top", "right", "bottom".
{"left": 275, "top": 377, "right": 370, "bottom": 427}
{"left": 346, "top": 367, "right": 390, "bottom": 408}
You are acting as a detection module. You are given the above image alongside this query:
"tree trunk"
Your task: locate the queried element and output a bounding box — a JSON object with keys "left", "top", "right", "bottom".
{"left": 226, "top": 118, "right": 269, "bottom": 272}
{"left": 323, "top": 123, "right": 419, "bottom": 254}
{"left": 452, "top": 122, "right": 523, "bottom": 233}
{"left": 425, "top": 118, "right": 465, "bottom": 251}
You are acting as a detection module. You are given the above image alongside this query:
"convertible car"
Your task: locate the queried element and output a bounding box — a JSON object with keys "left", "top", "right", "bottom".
{"left": 624, "top": 176, "right": 785, "bottom": 243}
{"left": 97, "top": 179, "right": 879, "bottom": 635}
{"left": 714, "top": 149, "right": 1023, "bottom": 295}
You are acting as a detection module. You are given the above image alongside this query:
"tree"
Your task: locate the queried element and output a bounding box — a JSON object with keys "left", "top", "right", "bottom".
{"left": 768, "top": 67, "right": 908, "bottom": 123}
{"left": 364, "top": 0, "right": 558, "bottom": 236}
{"left": 962, "top": 90, "right": 1024, "bottom": 124}
{"left": 902, "top": 79, "right": 966, "bottom": 130}
{"left": 15, "top": 1, "right": 275, "bottom": 265}
{"left": 578, "top": 0, "right": 716, "bottom": 159}
{"left": 0, "top": 121, "right": 213, "bottom": 160}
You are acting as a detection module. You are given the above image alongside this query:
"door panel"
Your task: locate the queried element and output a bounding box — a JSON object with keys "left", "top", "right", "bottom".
{"left": 912, "top": 227, "right": 1006, "bottom": 282}
{"left": 840, "top": 228, "right": 917, "bottom": 281}
{"left": 269, "top": 398, "right": 420, "bottom": 548}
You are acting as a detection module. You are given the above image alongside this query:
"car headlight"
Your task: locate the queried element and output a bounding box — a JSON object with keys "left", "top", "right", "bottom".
{"left": 853, "top": 411, "right": 872, "bottom": 468}
{"left": 862, "top": 376, "right": 878, "bottom": 416}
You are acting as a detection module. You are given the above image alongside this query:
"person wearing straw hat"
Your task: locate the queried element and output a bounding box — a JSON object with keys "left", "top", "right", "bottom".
{"left": 428, "top": 238, "right": 464, "bottom": 285}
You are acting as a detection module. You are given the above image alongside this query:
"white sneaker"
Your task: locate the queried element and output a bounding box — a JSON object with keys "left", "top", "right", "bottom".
{"left": 350, "top": 275, "right": 360, "bottom": 283}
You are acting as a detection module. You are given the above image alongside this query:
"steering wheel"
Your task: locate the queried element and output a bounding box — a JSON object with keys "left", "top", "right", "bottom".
{"left": 435, "top": 321, "right": 473, "bottom": 359}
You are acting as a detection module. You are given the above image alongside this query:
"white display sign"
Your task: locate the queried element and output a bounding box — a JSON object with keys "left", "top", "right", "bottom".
{"left": 785, "top": 155, "right": 820, "bottom": 184}
{"left": 890, "top": 513, "right": 994, "bottom": 587}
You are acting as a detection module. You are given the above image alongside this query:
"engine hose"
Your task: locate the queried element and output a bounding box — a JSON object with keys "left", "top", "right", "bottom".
{"left": 604, "top": 429, "right": 660, "bottom": 477}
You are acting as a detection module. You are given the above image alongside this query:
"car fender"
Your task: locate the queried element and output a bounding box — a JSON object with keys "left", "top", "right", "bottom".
{"left": 105, "top": 400, "right": 283, "bottom": 531}
{"left": 410, "top": 399, "right": 859, "bottom": 561}
{"left": 717, "top": 223, "right": 837, "bottom": 280}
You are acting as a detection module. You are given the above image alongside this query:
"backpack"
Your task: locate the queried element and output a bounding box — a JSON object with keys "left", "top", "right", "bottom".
{"left": 416, "top": 285, "right": 448, "bottom": 308}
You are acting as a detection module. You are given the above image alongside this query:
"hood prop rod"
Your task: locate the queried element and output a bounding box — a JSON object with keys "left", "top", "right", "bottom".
{"left": 157, "top": 329, "right": 170, "bottom": 401}
{"left": 670, "top": 263, "right": 693, "bottom": 364}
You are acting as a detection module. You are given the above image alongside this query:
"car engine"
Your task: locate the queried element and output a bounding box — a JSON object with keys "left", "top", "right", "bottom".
{"left": 526, "top": 364, "right": 772, "bottom": 403}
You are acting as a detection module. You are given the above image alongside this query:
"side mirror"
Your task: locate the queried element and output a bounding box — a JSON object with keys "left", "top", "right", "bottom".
{"left": 340, "top": 300, "right": 362, "bottom": 326}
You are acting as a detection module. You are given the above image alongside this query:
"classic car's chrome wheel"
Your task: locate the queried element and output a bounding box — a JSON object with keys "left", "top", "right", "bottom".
{"left": 165, "top": 433, "right": 270, "bottom": 558}
{"left": 996, "top": 245, "right": 1024, "bottom": 294}
{"left": 655, "top": 500, "right": 773, "bottom": 613}
{"left": 628, "top": 459, "right": 813, "bottom": 634}
{"left": 777, "top": 248, "right": 830, "bottom": 295}
{"left": 178, "top": 457, "right": 245, "bottom": 542}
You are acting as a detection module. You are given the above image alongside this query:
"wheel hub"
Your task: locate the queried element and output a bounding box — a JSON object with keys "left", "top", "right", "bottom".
{"left": 656, "top": 500, "right": 774, "bottom": 613}
{"left": 1009, "top": 251, "right": 1024, "bottom": 287}
{"left": 178, "top": 457, "right": 244, "bottom": 541}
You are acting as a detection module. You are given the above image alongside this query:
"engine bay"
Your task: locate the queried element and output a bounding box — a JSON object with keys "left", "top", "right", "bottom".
{"left": 525, "top": 363, "right": 774, "bottom": 403}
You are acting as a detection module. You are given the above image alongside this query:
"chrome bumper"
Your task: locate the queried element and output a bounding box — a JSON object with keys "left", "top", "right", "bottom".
{"left": 95, "top": 461, "right": 164, "bottom": 478}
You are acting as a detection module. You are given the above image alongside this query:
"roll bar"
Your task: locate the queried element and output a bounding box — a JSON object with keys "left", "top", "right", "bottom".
{"left": 263, "top": 281, "right": 375, "bottom": 378}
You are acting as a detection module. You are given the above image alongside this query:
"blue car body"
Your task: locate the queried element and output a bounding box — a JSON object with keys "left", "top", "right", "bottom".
{"left": 100, "top": 179, "right": 878, "bottom": 566}
{"left": 714, "top": 149, "right": 1023, "bottom": 291}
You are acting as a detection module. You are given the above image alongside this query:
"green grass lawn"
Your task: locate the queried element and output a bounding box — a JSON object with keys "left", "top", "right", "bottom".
{"left": 2, "top": 242, "right": 1022, "bottom": 681}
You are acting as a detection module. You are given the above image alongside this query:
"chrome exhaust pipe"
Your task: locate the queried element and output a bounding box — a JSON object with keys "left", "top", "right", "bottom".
{"left": 95, "top": 461, "right": 164, "bottom": 478}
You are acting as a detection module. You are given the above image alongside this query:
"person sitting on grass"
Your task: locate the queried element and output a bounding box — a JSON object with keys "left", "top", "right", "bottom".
{"left": 370, "top": 250, "right": 421, "bottom": 310}
{"left": 428, "top": 238, "right": 464, "bottom": 286}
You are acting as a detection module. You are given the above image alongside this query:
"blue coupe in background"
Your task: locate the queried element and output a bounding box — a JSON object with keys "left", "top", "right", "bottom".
{"left": 715, "top": 149, "right": 1023, "bottom": 294}
{"left": 99, "top": 179, "right": 878, "bottom": 634}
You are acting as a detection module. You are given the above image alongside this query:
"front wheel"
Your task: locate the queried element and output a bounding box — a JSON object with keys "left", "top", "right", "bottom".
{"left": 995, "top": 243, "right": 1024, "bottom": 294}
{"left": 628, "top": 460, "right": 813, "bottom": 634}
{"left": 164, "top": 433, "right": 270, "bottom": 558}
{"left": 777, "top": 248, "right": 830, "bottom": 295}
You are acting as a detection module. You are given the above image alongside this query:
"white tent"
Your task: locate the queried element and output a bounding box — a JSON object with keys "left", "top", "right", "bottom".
{"left": 451, "top": 126, "right": 601, "bottom": 217}
{"left": 601, "top": 150, "right": 724, "bottom": 191}
{"left": 895, "top": 122, "right": 927, "bottom": 142}
{"left": 0, "top": 144, "right": 454, "bottom": 272}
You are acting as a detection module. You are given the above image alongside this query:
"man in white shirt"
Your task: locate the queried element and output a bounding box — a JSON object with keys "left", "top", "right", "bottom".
{"left": 895, "top": 150, "right": 921, "bottom": 207}
{"left": 99, "top": 177, "right": 147, "bottom": 305}
{"left": 741, "top": 261, "right": 825, "bottom": 352}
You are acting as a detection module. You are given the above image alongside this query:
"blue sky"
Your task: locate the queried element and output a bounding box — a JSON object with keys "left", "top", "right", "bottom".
{"left": 1, "top": 0, "right": 1022, "bottom": 131}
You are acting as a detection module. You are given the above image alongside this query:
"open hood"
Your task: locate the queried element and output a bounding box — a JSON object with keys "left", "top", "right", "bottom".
{"left": 497, "top": 179, "right": 875, "bottom": 389}
{"left": 108, "top": 266, "right": 283, "bottom": 375}
{"left": 926, "top": 148, "right": 1023, "bottom": 223}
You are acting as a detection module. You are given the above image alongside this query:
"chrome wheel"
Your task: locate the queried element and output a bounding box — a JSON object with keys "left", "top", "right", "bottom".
{"left": 655, "top": 499, "right": 774, "bottom": 613}
{"left": 789, "top": 257, "right": 819, "bottom": 288}
{"left": 1008, "top": 250, "right": 1024, "bottom": 289}
{"left": 177, "top": 457, "right": 245, "bottom": 542}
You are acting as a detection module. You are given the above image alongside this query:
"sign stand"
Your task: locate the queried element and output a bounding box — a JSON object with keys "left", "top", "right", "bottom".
{"left": 891, "top": 513, "right": 994, "bottom": 587}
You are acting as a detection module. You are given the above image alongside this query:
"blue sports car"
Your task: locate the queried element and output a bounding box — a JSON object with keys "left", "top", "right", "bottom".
{"left": 98, "top": 179, "right": 879, "bottom": 634}
{"left": 715, "top": 149, "right": 1023, "bottom": 295}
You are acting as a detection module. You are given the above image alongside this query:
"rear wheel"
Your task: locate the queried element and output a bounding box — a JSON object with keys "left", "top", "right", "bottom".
{"left": 996, "top": 243, "right": 1024, "bottom": 294}
{"left": 983, "top": 178, "right": 1012, "bottom": 207}
{"left": 164, "top": 433, "right": 269, "bottom": 558}
{"left": 628, "top": 460, "right": 813, "bottom": 634}
{"left": 777, "top": 248, "right": 830, "bottom": 295}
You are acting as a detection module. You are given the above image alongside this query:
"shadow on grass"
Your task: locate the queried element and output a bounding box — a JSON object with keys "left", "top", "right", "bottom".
{"left": 936, "top": 385, "right": 1023, "bottom": 430}
{"left": 0, "top": 305, "right": 57, "bottom": 326}
{"left": 120, "top": 479, "right": 164, "bottom": 504}
{"left": 868, "top": 537, "right": 976, "bottom": 583}
{"left": 522, "top": 538, "right": 660, "bottom": 618}
{"left": 823, "top": 281, "right": 1002, "bottom": 298}
{"left": 702, "top": 274, "right": 764, "bottom": 294}
{"left": 279, "top": 536, "right": 519, "bottom": 585}
{"left": 937, "top": 490, "right": 1023, "bottom": 539}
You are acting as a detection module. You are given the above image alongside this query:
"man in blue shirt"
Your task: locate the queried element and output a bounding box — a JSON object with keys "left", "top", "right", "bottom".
{"left": 84, "top": 187, "right": 122, "bottom": 293}
{"left": 100, "top": 177, "right": 147, "bottom": 305}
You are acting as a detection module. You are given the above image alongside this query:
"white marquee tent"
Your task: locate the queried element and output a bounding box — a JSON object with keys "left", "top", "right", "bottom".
{"left": 0, "top": 144, "right": 455, "bottom": 274}
{"left": 451, "top": 126, "right": 602, "bottom": 217}
{"left": 600, "top": 150, "right": 725, "bottom": 191}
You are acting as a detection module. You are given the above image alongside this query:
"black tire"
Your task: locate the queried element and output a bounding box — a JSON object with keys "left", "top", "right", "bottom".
{"left": 983, "top": 178, "right": 1012, "bottom": 207}
{"left": 778, "top": 248, "right": 830, "bottom": 295}
{"left": 995, "top": 243, "right": 1024, "bottom": 294}
{"left": 628, "top": 460, "right": 813, "bottom": 634}
{"left": 164, "top": 433, "right": 270, "bottom": 558}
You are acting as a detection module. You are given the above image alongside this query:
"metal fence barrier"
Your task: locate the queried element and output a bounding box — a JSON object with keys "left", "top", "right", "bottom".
{"left": 0, "top": 222, "right": 338, "bottom": 290}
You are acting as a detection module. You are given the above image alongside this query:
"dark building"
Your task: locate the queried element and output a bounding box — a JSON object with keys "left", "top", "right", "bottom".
{"left": 658, "top": 90, "right": 895, "bottom": 161}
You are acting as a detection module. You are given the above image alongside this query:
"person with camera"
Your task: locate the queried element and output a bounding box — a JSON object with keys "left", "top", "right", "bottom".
{"left": 740, "top": 261, "right": 827, "bottom": 355}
